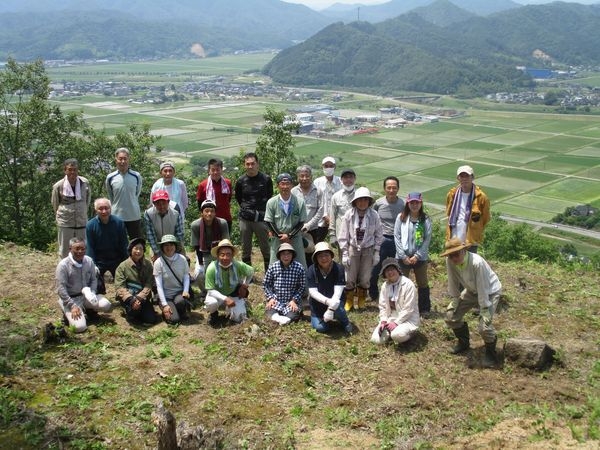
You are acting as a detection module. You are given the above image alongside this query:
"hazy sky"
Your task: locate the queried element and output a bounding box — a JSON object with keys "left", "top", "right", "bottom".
{"left": 286, "top": 0, "right": 598, "bottom": 12}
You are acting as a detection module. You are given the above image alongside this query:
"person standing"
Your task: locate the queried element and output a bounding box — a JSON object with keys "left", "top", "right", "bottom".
{"left": 291, "top": 165, "right": 323, "bottom": 268}
{"left": 370, "top": 258, "right": 420, "bottom": 345}
{"left": 328, "top": 168, "right": 356, "bottom": 251}
{"left": 85, "top": 198, "right": 129, "bottom": 282}
{"left": 190, "top": 199, "right": 229, "bottom": 288}
{"left": 338, "top": 187, "right": 383, "bottom": 311}
{"left": 394, "top": 192, "right": 433, "bottom": 315}
{"left": 265, "top": 173, "right": 307, "bottom": 268}
{"left": 313, "top": 156, "right": 342, "bottom": 243}
{"left": 56, "top": 237, "right": 112, "bottom": 333}
{"left": 234, "top": 152, "right": 273, "bottom": 271}
{"left": 196, "top": 158, "right": 233, "bottom": 232}
{"left": 105, "top": 147, "right": 143, "bottom": 240}
{"left": 263, "top": 243, "right": 306, "bottom": 325}
{"left": 441, "top": 237, "right": 502, "bottom": 368}
{"left": 307, "top": 242, "right": 353, "bottom": 335}
{"left": 150, "top": 161, "right": 189, "bottom": 221}
{"left": 446, "top": 165, "right": 490, "bottom": 253}
{"left": 370, "top": 176, "right": 404, "bottom": 301}
{"left": 144, "top": 190, "right": 185, "bottom": 261}
{"left": 51, "top": 158, "right": 91, "bottom": 258}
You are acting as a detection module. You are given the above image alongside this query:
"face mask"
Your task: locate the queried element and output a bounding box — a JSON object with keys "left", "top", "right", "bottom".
{"left": 323, "top": 167, "right": 334, "bottom": 177}
{"left": 219, "top": 262, "right": 233, "bottom": 269}
{"left": 343, "top": 184, "right": 355, "bottom": 192}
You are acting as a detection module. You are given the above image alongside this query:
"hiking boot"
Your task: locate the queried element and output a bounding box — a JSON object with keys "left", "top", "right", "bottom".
{"left": 450, "top": 323, "right": 470, "bottom": 354}
{"left": 418, "top": 287, "right": 431, "bottom": 315}
{"left": 482, "top": 339, "right": 498, "bottom": 368}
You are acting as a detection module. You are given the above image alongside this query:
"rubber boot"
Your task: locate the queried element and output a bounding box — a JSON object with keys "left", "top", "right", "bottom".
{"left": 450, "top": 323, "right": 470, "bottom": 354}
{"left": 482, "top": 338, "right": 498, "bottom": 368}
{"left": 357, "top": 287, "right": 367, "bottom": 309}
{"left": 418, "top": 287, "right": 431, "bottom": 314}
{"left": 344, "top": 289, "right": 355, "bottom": 312}
{"left": 263, "top": 257, "right": 270, "bottom": 273}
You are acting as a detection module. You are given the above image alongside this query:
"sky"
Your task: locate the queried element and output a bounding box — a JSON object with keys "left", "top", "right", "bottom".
{"left": 286, "top": 0, "right": 599, "bottom": 12}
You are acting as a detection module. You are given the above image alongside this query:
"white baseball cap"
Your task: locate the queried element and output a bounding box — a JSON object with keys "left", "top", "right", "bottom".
{"left": 322, "top": 156, "right": 336, "bottom": 165}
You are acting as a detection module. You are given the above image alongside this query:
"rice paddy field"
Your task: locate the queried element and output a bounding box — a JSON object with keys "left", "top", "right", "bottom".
{"left": 49, "top": 56, "right": 600, "bottom": 253}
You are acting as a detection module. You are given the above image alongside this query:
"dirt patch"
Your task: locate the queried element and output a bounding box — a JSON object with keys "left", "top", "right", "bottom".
{"left": 0, "top": 243, "right": 598, "bottom": 449}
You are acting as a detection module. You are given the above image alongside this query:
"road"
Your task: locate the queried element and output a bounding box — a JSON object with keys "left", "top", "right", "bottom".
{"left": 500, "top": 215, "right": 600, "bottom": 240}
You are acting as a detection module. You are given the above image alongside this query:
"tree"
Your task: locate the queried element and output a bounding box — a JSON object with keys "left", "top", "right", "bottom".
{"left": 254, "top": 106, "right": 299, "bottom": 180}
{"left": 0, "top": 58, "right": 162, "bottom": 250}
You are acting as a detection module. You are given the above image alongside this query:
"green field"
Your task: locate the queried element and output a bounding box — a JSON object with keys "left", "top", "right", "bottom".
{"left": 50, "top": 57, "right": 600, "bottom": 229}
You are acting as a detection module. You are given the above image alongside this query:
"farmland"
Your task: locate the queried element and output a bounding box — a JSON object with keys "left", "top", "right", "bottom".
{"left": 48, "top": 56, "right": 600, "bottom": 254}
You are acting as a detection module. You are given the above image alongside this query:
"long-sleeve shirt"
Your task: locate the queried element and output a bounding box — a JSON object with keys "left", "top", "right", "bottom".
{"left": 151, "top": 177, "right": 189, "bottom": 220}
{"left": 446, "top": 252, "right": 502, "bottom": 309}
{"left": 328, "top": 188, "right": 355, "bottom": 242}
{"left": 196, "top": 177, "right": 233, "bottom": 223}
{"left": 143, "top": 206, "right": 184, "bottom": 256}
{"left": 338, "top": 207, "right": 384, "bottom": 256}
{"left": 51, "top": 176, "right": 91, "bottom": 228}
{"left": 56, "top": 254, "right": 97, "bottom": 311}
{"left": 313, "top": 175, "right": 342, "bottom": 227}
{"left": 263, "top": 260, "right": 306, "bottom": 315}
{"left": 394, "top": 215, "right": 433, "bottom": 262}
{"left": 234, "top": 172, "right": 273, "bottom": 214}
{"left": 105, "top": 169, "right": 142, "bottom": 222}
{"left": 115, "top": 257, "right": 154, "bottom": 303}
{"left": 378, "top": 277, "right": 420, "bottom": 326}
{"left": 153, "top": 254, "right": 190, "bottom": 306}
{"left": 291, "top": 184, "right": 323, "bottom": 232}
{"left": 85, "top": 215, "right": 129, "bottom": 272}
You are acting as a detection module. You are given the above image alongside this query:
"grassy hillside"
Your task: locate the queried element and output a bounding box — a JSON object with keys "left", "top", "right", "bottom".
{"left": 0, "top": 242, "right": 598, "bottom": 448}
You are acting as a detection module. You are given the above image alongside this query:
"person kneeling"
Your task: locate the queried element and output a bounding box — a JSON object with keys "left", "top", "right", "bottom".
{"left": 56, "top": 237, "right": 112, "bottom": 333}
{"left": 307, "top": 242, "right": 353, "bottom": 335}
{"left": 115, "top": 238, "right": 157, "bottom": 325}
{"left": 204, "top": 239, "right": 253, "bottom": 325}
{"left": 153, "top": 235, "right": 191, "bottom": 324}
{"left": 263, "top": 243, "right": 306, "bottom": 325}
{"left": 370, "top": 257, "right": 420, "bottom": 345}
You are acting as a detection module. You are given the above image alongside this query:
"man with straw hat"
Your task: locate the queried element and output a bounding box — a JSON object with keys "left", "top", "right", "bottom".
{"left": 204, "top": 239, "right": 254, "bottom": 325}
{"left": 441, "top": 237, "right": 502, "bottom": 368}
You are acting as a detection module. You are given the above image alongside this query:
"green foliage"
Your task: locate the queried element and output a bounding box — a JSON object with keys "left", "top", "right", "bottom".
{"left": 483, "top": 214, "right": 559, "bottom": 263}
{"left": 553, "top": 205, "right": 600, "bottom": 230}
{"left": 0, "top": 59, "right": 162, "bottom": 250}
{"left": 254, "top": 106, "right": 299, "bottom": 180}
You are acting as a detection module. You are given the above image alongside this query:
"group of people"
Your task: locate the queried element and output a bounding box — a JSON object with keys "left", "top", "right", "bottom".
{"left": 53, "top": 150, "right": 502, "bottom": 367}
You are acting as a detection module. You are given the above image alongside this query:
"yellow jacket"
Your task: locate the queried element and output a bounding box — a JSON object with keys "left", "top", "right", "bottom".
{"left": 445, "top": 185, "right": 490, "bottom": 245}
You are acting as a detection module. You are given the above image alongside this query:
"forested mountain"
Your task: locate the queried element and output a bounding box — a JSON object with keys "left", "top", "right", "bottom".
{"left": 0, "top": 0, "right": 330, "bottom": 60}
{"left": 264, "top": 2, "right": 600, "bottom": 96}
{"left": 319, "top": 0, "right": 520, "bottom": 22}
{"left": 411, "top": 0, "right": 476, "bottom": 26}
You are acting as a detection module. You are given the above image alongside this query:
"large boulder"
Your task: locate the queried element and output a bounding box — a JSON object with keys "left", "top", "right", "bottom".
{"left": 504, "top": 338, "right": 556, "bottom": 370}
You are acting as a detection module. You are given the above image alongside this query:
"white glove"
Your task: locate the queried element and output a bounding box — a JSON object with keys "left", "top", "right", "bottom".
{"left": 81, "top": 286, "right": 97, "bottom": 303}
{"left": 323, "top": 308, "right": 335, "bottom": 322}
{"left": 342, "top": 254, "right": 350, "bottom": 268}
{"left": 372, "top": 251, "right": 380, "bottom": 267}
{"left": 193, "top": 264, "right": 204, "bottom": 280}
{"left": 327, "top": 298, "right": 340, "bottom": 310}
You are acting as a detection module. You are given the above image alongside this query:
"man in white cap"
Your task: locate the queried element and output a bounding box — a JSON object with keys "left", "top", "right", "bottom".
{"left": 328, "top": 168, "right": 357, "bottom": 252}
{"left": 313, "top": 156, "right": 342, "bottom": 243}
{"left": 441, "top": 237, "right": 502, "bottom": 368}
{"left": 445, "top": 165, "right": 490, "bottom": 253}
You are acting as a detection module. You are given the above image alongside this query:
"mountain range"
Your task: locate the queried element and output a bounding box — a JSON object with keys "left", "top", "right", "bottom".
{"left": 2, "top": 0, "right": 600, "bottom": 96}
